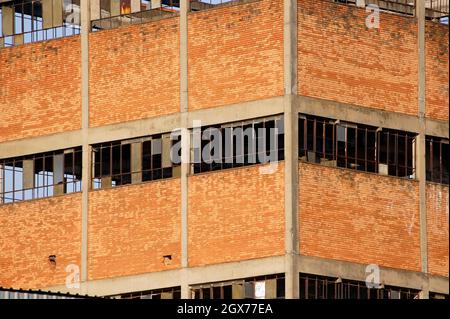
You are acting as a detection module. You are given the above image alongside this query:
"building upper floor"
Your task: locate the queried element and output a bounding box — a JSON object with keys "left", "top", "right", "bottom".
{"left": 0, "top": 0, "right": 448, "bottom": 145}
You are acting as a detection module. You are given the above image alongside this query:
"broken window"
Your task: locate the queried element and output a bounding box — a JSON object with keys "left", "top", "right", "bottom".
{"left": 108, "top": 286, "right": 181, "bottom": 299}
{"left": 192, "top": 116, "right": 284, "bottom": 174}
{"left": 299, "top": 114, "right": 416, "bottom": 179}
{"left": 92, "top": 132, "right": 181, "bottom": 189}
{"left": 0, "top": 0, "right": 81, "bottom": 48}
{"left": 191, "top": 274, "right": 285, "bottom": 299}
{"left": 426, "top": 136, "right": 449, "bottom": 185}
{"left": 299, "top": 273, "right": 420, "bottom": 299}
{"left": 0, "top": 147, "right": 82, "bottom": 204}
{"left": 377, "top": 129, "right": 416, "bottom": 178}
{"left": 90, "top": 0, "right": 178, "bottom": 31}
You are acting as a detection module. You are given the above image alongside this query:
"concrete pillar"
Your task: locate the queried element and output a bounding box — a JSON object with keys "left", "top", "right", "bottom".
{"left": 356, "top": 0, "right": 366, "bottom": 8}
{"left": 90, "top": 0, "right": 101, "bottom": 20}
{"left": 23, "top": 160, "right": 34, "bottom": 190}
{"left": 81, "top": 0, "right": 91, "bottom": 283}
{"left": 1, "top": 5, "right": 14, "bottom": 36}
{"left": 53, "top": 154, "right": 65, "bottom": 195}
{"left": 152, "top": 0, "right": 162, "bottom": 9}
{"left": 284, "top": 0, "right": 299, "bottom": 299}
{"left": 416, "top": 0, "right": 428, "bottom": 276}
{"left": 131, "top": 142, "right": 142, "bottom": 183}
{"left": 131, "top": 0, "right": 141, "bottom": 13}
{"left": 111, "top": 0, "right": 121, "bottom": 16}
{"left": 180, "top": 0, "right": 190, "bottom": 299}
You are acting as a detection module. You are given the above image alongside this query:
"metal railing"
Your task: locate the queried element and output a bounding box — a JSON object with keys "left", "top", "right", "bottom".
{"left": 189, "top": 0, "right": 241, "bottom": 12}
{"left": 91, "top": 3, "right": 179, "bottom": 31}
{"left": 330, "top": 0, "right": 449, "bottom": 18}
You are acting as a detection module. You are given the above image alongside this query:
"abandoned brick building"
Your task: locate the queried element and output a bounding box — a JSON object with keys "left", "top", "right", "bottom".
{"left": 0, "top": 0, "right": 448, "bottom": 299}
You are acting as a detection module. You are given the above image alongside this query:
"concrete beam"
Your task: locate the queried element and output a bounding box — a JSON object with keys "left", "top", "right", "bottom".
{"left": 88, "top": 96, "right": 284, "bottom": 145}
{"left": 43, "top": 254, "right": 448, "bottom": 296}
{"left": 298, "top": 255, "right": 448, "bottom": 294}
{"left": 1, "top": 95, "right": 448, "bottom": 160}
{"left": 45, "top": 256, "right": 285, "bottom": 296}
{"left": 297, "top": 96, "right": 449, "bottom": 138}
{"left": 0, "top": 130, "right": 82, "bottom": 159}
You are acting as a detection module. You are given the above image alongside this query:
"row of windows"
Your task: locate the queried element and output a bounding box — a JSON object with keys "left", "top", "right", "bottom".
{"left": 91, "top": 133, "right": 181, "bottom": 189}
{"left": 111, "top": 273, "right": 447, "bottom": 300}
{"left": 0, "top": 115, "right": 448, "bottom": 204}
{"left": 299, "top": 274, "right": 420, "bottom": 299}
{"left": 299, "top": 115, "right": 417, "bottom": 178}
{"left": 192, "top": 117, "right": 284, "bottom": 174}
{"left": 299, "top": 114, "right": 449, "bottom": 183}
{"left": 0, "top": 1, "right": 242, "bottom": 47}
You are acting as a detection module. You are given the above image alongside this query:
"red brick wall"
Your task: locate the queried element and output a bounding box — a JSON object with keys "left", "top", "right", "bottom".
{"left": 425, "top": 21, "right": 449, "bottom": 121}
{"left": 427, "top": 183, "right": 449, "bottom": 277}
{"left": 188, "top": 163, "right": 285, "bottom": 267}
{"left": 0, "top": 194, "right": 81, "bottom": 289}
{"left": 89, "top": 17, "right": 180, "bottom": 127}
{"left": 188, "top": 0, "right": 284, "bottom": 111}
{"left": 88, "top": 179, "right": 181, "bottom": 280}
{"left": 299, "top": 163, "right": 421, "bottom": 272}
{"left": 0, "top": 37, "right": 81, "bottom": 143}
{"left": 298, "top": 0, "right": 418, "bottom": 116}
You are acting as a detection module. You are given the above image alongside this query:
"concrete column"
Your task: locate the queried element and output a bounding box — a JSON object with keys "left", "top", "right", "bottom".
{"left": 131, "top": 142, "right": 143, "bottom": 183}
{"left": 180, "top": 0, "right": 190, "bottom": 299}
{"left": 180, "top": 0, "right": 189, "bottom": 113}
{"left": 416, "top": 0, "right": 428, "bottom": 279}
{"left": 80, "top": 0, "right": 91, "bottom": 284}
{"left": 284, "top": 0, "right": 299, "bottom": 299}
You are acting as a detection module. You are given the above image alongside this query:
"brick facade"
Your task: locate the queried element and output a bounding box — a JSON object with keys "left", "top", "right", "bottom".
{"left": 298, "top": 0, "right": 418, "bottom": 116}
{"left": 188, "top": 0, "right": 284, "bottom": 110}
{"left": 0, "top": 37, "right": 81, "bottom": 143}
{"left": 427, "top": 183, "right": 449, "bottom": 277}
{"left": 0, "top": 194, "right": 81, "bottom": 289}
{"left": 299, "top": 162, "right": 421, "bottom": 272}
{"left": 88, "top": 179, "right": 181, "bottom": 280}
{"left": 188, "top": 163, "right": 285, "bottom": 267}
{"left": 425, "top": 21, "right": 449, "bottom": 121}
{"left": 89, "top": 17, "right": 180, "bottom": 127}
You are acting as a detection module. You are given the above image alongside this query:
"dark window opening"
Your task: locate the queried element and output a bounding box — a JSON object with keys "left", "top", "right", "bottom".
{"left": 299, "top": 273, "right": 420, "bottom": 299}
{"left": 192, "top": 116, "right": 284, "bottom": 174}
{"left": 108, "top": 286, "right": 181, "bottom": 299}
{"left": 191, "top": 274, "right": 285, "bottom": 300}
{"left": 92, "top": 132, "right": 181, "bottom": 190}
{"left": 299, "top": 114, "right": 416, "bottom": 179}
{"left": 426, "top": 136, "right": 449, "bottom": 185}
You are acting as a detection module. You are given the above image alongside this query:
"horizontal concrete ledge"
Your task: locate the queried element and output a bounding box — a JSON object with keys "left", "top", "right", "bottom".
{"left": 45, "top": 256, "right": 285, "bottom": 297}
{"left": 186, "top": 96, "right": 284, "bottom": 128}
{"left": 297, "top": 96, "right": 449, "bottom": 139}
{"left": 0, "top": 130, "right": 83, "bottom": 159}
{"left": 186, "top": 255, "right": 286, "bottom": 286}
{"left": 44, "top": 254, "right": 448, "bottom": 297}
{"left": 1, "top": 95, "right": 447, "bottom": 158}
{"left": 89, "top": 97, "right": 284, "bottom": 144}
{"left": 298, "top": 255, "right": 449, "bottom": 294}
